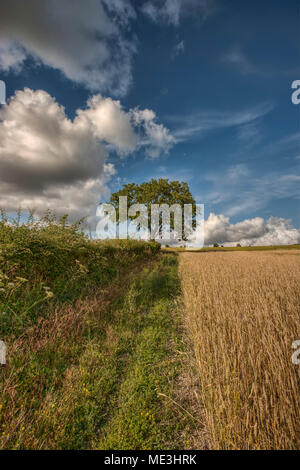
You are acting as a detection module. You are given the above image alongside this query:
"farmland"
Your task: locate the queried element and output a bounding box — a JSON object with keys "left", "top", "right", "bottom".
{"left": 180, "top": 250, "right": 300, "bottom": 449}
{"left": 0, "top": 216, "right": 299, "bottom": 449}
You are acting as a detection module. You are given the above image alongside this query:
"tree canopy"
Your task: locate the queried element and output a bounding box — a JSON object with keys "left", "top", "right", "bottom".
{"left": 110, "top": 178, "right": 194, "bottom": 208}
{"left": 109, "top": 179, "right": 196, "bottom": 240}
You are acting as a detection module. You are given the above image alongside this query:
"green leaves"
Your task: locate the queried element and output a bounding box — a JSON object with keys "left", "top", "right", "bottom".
{"left": 109, "top": 178, "right": 196, "bottom": 238}
{"left": 110, "top": 178, "right": 195, "bottom": 208}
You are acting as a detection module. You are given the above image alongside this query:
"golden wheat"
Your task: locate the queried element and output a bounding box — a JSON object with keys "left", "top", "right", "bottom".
{"left": 179, "top": 250, "right": 300, "bottom": 449}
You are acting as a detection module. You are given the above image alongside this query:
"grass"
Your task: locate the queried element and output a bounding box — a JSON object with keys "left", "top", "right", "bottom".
{"left": 179, "top": 250, "right": 300, "bottom": 449}
{"left": 0, "top": 214, "right": 194, "bottom": 449}
{"left": 96, "top": 257, "right": 192, "bottom": 450}
{"left": 0, "top": 212, "right": 160, "bottom": 339}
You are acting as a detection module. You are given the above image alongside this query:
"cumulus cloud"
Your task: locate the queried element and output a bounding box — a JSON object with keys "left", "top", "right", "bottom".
{"left": 0, "top": 88, "right": 174, "bottom": 221}
{"left": 77, "top": 95, "right": 138, "bottom": 155}
{"left": 204, "top": 213, "right": 300, "bottom": 246}
{"left": 141, "top": 0, "right": 215, "bottom": 26}
{"left": 131, "top": 108, "right": 175, "bottom": 158}
{"left": 0, "top": 0, "right": 136, "bottom": 96}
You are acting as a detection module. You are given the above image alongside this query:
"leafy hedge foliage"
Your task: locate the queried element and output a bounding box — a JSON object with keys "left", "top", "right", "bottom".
{"left": 0, "top": 212, "right": 160, "bottom": 338}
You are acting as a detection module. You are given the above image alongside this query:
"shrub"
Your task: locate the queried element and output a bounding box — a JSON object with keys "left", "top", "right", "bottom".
{"left": 0, "top": 211, "right": 160, "bottom": 338}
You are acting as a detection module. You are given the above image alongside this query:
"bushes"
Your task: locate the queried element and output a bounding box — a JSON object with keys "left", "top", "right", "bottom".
{"left": 0, "top": 213, "right": 160, "bottom": 338}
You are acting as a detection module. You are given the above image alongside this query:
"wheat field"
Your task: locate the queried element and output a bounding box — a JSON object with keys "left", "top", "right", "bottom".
{"left": 179, "top": 250, "right": 300, "bottom": 449}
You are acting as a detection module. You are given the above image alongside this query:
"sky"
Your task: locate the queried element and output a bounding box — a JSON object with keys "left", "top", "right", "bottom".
{"left": 0, "top": 0, "right": 299, "bottom": 246}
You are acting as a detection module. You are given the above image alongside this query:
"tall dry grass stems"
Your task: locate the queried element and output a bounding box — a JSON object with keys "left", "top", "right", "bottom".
{"left": 179, "top": 251, "right": 300, "bottom": 449}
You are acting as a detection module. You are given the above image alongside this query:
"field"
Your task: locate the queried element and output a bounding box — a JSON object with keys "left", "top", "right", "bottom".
{"left": 0, "top": 216, "right": 299, "bottom": 449}
{"left": 179, "top": 250, "right": 300, "bottom": 449}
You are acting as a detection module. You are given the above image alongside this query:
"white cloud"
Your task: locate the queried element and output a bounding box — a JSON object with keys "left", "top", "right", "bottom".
{"left": 263, "top": 132, "right": 300, "bottom": 159}
{"left": 131, "top": 108, "right": 175, "bottom": 158}
{"left": 141, "top": 0, "right": 181, "bottom": 25}
{"left": 223, "top": 47, "right": 256, "bottom": 75}
{"left": 0, "top": 88, "right": 174, "bottom": 221}
{"left": 101, "top": 0, "right": 136, "bottom": 26}
{"left": 141, "top": 0, "right": 215, "bottom": 26}
{"left": 0, "top": 0, "right": 217, "bottom": 94}
{"left": 202, "top": 163, "right": 300, "bottom": 217}
{"left": 236, "top": 120, "right": 262, "bottom": 145}
{"left": 168, "top": 102, "right": 274, "bottom": 141}
{"left": 77, "top": 95, "right": 138, "bottom": 155}
{"left": 173, "top": 40, "right": 185, "bottom": 57}
{"left": 204, "top": 213, "right": 300, "bottom": 246}
{"left": 0, "top": 39, "right": 26, "bottom": 71}
{"left": 0, "top": 0, "right": 136, "bottom": 96}
{"left": 226, "top": 164, "right": 250, "bottom": 181}
{"left": 223, "top": 46, "right": 300, "bottom": 78}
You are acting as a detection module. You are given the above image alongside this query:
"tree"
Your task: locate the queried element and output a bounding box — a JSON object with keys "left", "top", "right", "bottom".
{"left": 109, "top": 179, "right": 196, "bottom": 240}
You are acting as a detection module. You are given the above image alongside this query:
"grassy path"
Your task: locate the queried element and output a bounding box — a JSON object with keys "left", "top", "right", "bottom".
{"left": 1, "top": 254, "right": 194, "bottom": 449}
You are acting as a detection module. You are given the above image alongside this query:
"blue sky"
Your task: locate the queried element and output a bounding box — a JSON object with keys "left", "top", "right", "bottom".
{"left": 0, "top": 0, "right": 299, "bottom": 245}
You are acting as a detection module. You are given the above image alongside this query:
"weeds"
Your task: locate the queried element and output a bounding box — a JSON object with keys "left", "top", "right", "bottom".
{"left": 0, "top": 214, "right": 193, "bottom": 449}
{"left": 0, "top": 212, "right": 160, "bottom": 338}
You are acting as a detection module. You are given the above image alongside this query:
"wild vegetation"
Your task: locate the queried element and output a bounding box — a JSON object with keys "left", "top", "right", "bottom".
{"left": 1, "top": 211, "right": 299, "bottom": 449}
{"left": 0, "top": 213, "right": 195, "bottom": 449}
{"left": 179, "top": 251, "right": 300, "bottom": 449}
{"left": 0, "top": 211, "right": 160, "bottom": 340}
